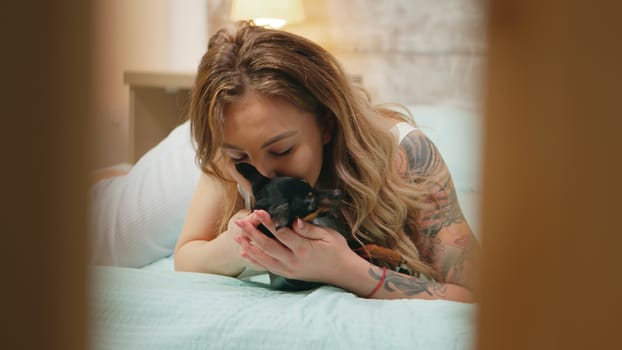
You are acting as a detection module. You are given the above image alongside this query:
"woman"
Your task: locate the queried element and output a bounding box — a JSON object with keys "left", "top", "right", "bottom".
{"left": 174, "top": 21, "right": 479, "bottom": 302}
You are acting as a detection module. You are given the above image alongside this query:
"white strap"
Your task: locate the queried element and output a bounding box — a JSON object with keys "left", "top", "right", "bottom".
{"left": 391, "top": 122, "right": 418, "bottom": 144}
{"left": 237, "top": 184, "right": 252, "bottom": 209}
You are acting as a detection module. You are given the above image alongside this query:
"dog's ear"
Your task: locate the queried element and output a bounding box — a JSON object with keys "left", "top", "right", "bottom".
{"left": 235, "top": 163, "right": 270, "bottom": 193}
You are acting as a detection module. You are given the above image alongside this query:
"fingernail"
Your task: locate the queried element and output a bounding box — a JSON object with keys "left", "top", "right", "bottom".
{"left": 257, "top": 211, "right": 269, "bottom": 222}
{"left": 297, "top": 219, "right": 304, "bottom": 230}
{"left": 234, "top": 220, "right": 244, "bottom": 228}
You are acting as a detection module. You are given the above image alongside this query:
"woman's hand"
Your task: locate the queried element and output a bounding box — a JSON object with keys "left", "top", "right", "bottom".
{"left": 226, "top": 209, "right": 252, "bottom": 234}
{"left": 233, "top": 210, "right": 356, "bottom": 283}
{"left": 223, "top": 209, "right": 268, "bottom": 272}
{"left": 233, "top": 210, "right": 476, "bottom": 302}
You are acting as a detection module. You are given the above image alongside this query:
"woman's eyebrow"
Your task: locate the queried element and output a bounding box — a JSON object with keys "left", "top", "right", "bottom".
{"left": 221, "top": 130, "right": 298, "bottom": 150}
{"left": 261, "top": 130, "right": 297, "bottom": 148}
{"left": 221, "top": 143, "right": 243, "bottom": 150}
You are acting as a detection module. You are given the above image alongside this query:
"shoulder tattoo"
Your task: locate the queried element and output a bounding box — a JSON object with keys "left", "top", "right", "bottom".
{"left": 400, "top": 129, "right": 444, "bottom": 177}
{"left": 400, "top": 130, "right": 465, "bottom": 237}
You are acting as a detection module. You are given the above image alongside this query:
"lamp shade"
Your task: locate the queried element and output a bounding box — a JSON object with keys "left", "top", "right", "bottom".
{"left": 231, "top": 0, "right": 305, "bottom": 29}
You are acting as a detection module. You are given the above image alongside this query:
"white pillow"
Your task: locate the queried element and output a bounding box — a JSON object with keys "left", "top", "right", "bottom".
{"left": 406, "top": 105, "right": 483, "bottom": 193}
{"left": 89, "top": 121, "right": 200, "bottom": 267}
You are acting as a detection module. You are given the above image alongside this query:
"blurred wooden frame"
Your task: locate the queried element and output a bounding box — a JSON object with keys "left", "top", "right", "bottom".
{"left": 4, "top": 1, "right": 621, "bottom": 349}
{"left": 3, "top": 1, "right": 90, "bottom": 349}
{"left": 476, "top": 1, "right": 622, "bottom": 350}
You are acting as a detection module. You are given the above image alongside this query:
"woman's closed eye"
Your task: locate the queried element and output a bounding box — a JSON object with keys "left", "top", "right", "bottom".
{"left": 225, "top": 147, "right": 292, "bottom": 162}
{"left": 230, "top": 155, "right": 248, "bottom": 162}
{"left": 270, "top": 147, "right": 293, "bottom": 157}
{"left": 225, "top": 151, "right": 248, "bottom": 162}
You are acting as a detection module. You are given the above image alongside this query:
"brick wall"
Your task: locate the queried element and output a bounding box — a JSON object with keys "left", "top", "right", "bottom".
{"left": 207, "top": 0, "right": 486, "bottom": 109}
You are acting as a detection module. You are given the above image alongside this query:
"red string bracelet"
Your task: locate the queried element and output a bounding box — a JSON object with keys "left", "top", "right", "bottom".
{"left": 365, "top": 266, "right": 387, "bottom": 299}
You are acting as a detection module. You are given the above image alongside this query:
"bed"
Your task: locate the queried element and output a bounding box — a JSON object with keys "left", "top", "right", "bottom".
{"left": 89, "top": 105, "right": 482, "bottom": 350}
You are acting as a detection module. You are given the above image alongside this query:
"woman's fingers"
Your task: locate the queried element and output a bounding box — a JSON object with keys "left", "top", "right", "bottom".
{"left": 251, "top": 210, "right": 282, "bottom": 238}
{"left": 291, "top": 219, "right": 327, "bottom": 240}
{"left": 235, "top": 215, "right": 294, "bottom": 263}
{"left": 236, "top": 233, "right": 293, "bottom": 276}
{"left": 235, "top": 211, "right": 262, "bottom": 228}
{"left": 233, "top": 210, "right": 346, "bottom": 281}
{"left": 250, "top": 210, "right": 307, "bottom": 251}
{"left": 240, "top": 242, "right": 268, "bottom": 270}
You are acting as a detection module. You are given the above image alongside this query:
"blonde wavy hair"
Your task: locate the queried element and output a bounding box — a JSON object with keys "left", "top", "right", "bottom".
{"left": 189, "top": 21, "right": 438, "bottom": 279}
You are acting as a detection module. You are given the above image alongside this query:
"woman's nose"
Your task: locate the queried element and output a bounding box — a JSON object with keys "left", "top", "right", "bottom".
{"left": 254, "top": 163, "right": 276, "bottom": 179}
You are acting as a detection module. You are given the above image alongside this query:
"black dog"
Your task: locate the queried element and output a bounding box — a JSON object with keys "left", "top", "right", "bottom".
{"left": 235, "top": 162, "right": 342, "bottom": 291}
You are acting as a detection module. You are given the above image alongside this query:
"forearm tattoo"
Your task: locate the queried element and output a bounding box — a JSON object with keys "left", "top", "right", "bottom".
{"left": 369, "top": 266, "right": 447, "bottom": 297}
{"left": 400, "top": 131, "right": 465, "bottom": 237}
{"left": 440, "top": 235, "right": 479, "bottom": 288}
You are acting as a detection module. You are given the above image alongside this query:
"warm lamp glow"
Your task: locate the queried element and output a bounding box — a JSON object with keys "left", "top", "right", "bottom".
{"left": 253, "top": 18, "right": 287, "bottom": 29}
{"left": 231, "top": 0, "right": 305, "bottom": 29}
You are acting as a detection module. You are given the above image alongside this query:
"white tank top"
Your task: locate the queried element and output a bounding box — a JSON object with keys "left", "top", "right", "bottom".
{"left": 391, "top": 121, "right": 418, "bottom": 144}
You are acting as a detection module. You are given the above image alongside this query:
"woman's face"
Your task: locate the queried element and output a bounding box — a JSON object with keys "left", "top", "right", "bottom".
{"left": 221, "top": 93, "right": 331, "bottom": 187}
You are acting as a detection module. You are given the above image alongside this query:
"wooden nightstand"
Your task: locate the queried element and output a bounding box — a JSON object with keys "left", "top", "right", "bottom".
{"left": 124, "top": 71, "right": 195, "bottom": 162}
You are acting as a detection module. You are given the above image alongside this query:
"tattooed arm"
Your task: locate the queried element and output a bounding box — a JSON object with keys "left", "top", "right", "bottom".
{"left": 398, "top": 128, "right": 481, "bottom": 295}
{"left": 327, "top": 128, "right": 479, "bottom": 302}
{"left": 329, "top": 254, "right": 476, "bottom": 302}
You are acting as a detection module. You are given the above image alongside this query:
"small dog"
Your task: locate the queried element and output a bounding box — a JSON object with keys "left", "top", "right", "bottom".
{"left": 235, "top": 163, "right": 409, "bottom": 290}
{"left": 235, "top": 162, "right": 342, "bottom": 291}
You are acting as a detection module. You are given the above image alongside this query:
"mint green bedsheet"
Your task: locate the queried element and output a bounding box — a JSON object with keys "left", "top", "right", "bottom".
{"left": 90, "top": 257, "right": 477, "bottom": 350}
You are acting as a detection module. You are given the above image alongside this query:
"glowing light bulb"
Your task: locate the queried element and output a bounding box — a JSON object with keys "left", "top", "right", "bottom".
{"left": 253, "top": 18, "right": 287, "bottom": 29}
{"left": 230, "top": 0, "right": 305, "bottom": 29}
